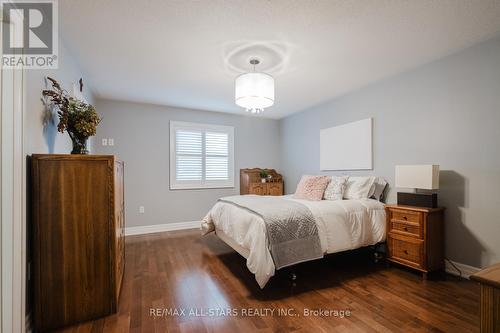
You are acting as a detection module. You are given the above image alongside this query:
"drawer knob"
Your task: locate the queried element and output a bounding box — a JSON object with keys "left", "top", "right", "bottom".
{"left": 403, "top": 250, "right": 408, "bottom": 254}
{"left": 404, "top": 227, "right": 408, "bottom": 231}
{"left": 403, "top": 216, "right": 408, "bottom": 220}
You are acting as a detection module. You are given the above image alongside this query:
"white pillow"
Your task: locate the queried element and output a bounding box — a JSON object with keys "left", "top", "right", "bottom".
{"left": 344, "top": 176, "right": 376, "bottom": 199}
{"left": 323, "top": 176, "right": 349, "bottom": 201}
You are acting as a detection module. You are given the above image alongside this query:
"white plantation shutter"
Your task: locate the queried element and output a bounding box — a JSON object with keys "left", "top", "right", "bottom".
{"left": 175, "top": 130, "right": 202, "bottom": 181}
{"left": 206, "top": 132, "right": 229, "bottom": 180}
{"left": 170, "top": 122, "right": 234, "bottom": 189}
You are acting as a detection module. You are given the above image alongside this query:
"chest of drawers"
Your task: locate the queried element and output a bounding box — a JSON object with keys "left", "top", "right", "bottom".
{"left": 385, "top": 205, "right": 445, "bottom": 279}
{"left": 240, "top": 168, "right": 284, "bottom": 196}
{"left": 31, "top": 155, "right": 125, "bottom": 331}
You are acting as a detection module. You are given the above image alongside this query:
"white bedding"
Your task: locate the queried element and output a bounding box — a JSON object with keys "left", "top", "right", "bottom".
{"left": 202, "top": 195, "right": 386, "bottom": 288}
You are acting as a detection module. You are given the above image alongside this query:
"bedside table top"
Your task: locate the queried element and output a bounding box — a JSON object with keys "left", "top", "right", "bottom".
{"left": 385, "top": 204, "right": 445, "bottom": 213}
{"left": 470, "top": 263, "right": 500, "bottom": 289}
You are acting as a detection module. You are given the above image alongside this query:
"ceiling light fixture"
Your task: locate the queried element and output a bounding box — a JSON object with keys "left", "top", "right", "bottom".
{"left": 235, "top": 58, "right": 274, "bottom": 114}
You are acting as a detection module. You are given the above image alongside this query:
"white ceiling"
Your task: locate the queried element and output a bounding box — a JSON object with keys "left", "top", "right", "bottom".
{"left": 59, "top": 0, "right": 500, "bottom": 119}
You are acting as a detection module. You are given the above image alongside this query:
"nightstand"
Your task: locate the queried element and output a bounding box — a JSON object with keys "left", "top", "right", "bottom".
{"left": 385, "top": 204, "right": 445, "bottom": 279}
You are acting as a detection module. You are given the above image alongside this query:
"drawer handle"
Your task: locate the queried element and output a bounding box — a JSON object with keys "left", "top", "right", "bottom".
{"left": 404, "top": 227, "right": 409, "bottom": 232}
{"left": 402, "top": 216, "right": 408, "bottom": 220}
{"left": 403, "top": 250, "right": 408, "bottom": 254}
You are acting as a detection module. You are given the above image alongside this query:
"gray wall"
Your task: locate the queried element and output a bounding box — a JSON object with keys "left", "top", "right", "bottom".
{"left": 31, "top": 35, "right": 499, "bottom": 269}
{"left": 280, "top": 35, "right": 500, "bottom": 268}
{"left": 92, "top": 99, "right": 281, "bottom": 227}
{"left": 25, "top": 42, "right": 94, "bottom": 155}
{"left": 24, "top": 40, "right": 94, "bottom": 318}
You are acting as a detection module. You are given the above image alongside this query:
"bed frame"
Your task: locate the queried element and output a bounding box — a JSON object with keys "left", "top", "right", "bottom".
{"left": 215, "top": 227, "right": 385, "bottom": 283}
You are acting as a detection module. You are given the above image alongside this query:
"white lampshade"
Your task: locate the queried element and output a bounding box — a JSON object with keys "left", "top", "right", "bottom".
{"left": 395, "top": 165, "right": 440, "bottom": 190}
{"left": 235, "top": 72, "right": 274, "bottom": 110}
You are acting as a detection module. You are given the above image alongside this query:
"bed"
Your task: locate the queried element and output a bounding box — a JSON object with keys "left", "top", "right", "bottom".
{"left": 202, "top": 194, "right": 386, "bottom": 288}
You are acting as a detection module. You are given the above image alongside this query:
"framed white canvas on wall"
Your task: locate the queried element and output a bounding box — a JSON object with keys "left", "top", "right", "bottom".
{"left": 320, "top": 118, "right": 373, "bottom": 171}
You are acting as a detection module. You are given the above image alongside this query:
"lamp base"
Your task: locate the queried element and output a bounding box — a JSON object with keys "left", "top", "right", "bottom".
{"left": 397, "top": 192, "right": 438, "bottom": 208}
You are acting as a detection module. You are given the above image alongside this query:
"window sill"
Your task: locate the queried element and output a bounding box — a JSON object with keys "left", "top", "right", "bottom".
{"left": 169, "top": 185, "right": 235, "bottom": 190}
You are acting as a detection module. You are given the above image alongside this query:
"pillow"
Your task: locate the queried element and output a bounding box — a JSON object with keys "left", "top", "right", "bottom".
{"left": 344, "top": 176, "right": 376, "bottom": 199}
{"left": 294, "top": 175, "right": 331, "bottom": 201}
{"left": 323, "top": 176, "right": 349, "bottom": 201}
{"left": 370, "top": 177, "right": 388, "bottom": 201}
{"left": 367, "top": 183, "right": 376, "bottom": 198}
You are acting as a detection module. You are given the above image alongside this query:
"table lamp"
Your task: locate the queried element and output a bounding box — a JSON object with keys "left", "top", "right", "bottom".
{"left": 395, "top": 165, "right": 439, "bottom": 208}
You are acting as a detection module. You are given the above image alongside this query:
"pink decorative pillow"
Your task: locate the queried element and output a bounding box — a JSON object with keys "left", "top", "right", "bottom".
{"left": 294, "top": 175, "right": 331, "bottom": 201}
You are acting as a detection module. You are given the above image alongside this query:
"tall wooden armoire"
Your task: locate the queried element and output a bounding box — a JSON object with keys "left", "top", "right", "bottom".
{"left": 30, "top": 154, "right": 125, "bottom": 332}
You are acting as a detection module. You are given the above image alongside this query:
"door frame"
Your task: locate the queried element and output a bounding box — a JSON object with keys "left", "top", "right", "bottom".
{"left": 1, "top": 7, "right": 27, "bottom": 333}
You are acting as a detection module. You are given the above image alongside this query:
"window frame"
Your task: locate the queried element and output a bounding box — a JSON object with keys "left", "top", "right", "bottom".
{"left": 170, "top": 121, "right": 235, "bottom": 190}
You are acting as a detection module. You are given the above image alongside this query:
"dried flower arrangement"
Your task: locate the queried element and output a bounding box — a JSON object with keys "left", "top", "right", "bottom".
{"left": 42, "top": 77, "right": 101, "bottom": 154}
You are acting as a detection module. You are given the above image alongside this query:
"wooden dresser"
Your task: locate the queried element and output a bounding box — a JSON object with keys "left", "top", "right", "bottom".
{"left": 471, "top": 263, "right": 500, "bottom": 333}
{"left": 31, "top": 155, "right": 125, "bottom": 332}
{"left": 385, "top": 204, "right": 445, "bottom": 279}
{"left": 240, "top": 168, "right": 284, "bottom": 196}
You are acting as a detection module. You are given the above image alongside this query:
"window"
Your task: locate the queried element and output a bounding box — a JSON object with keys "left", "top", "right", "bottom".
{"left": 170, "top": 121, "right": 234, "bottom": 189}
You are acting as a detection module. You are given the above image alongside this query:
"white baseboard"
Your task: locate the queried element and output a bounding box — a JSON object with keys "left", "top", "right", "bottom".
{"left": 125, "top": 221, "right": 200, "bottom": 236}
{"left": 445, "top": 260, "right": 481, "bottom": 279}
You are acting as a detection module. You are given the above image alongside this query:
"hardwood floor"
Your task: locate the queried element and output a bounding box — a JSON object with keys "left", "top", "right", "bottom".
{"left": 56, "top": 229, "right": 479, "bottom": 333}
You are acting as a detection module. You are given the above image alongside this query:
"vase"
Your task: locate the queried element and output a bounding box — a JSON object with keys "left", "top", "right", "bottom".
{"left": 70, "top": 135, "right": 89, "bottom": 154}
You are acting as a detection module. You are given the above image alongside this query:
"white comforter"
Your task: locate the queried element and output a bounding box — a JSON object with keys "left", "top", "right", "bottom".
{"left": 202, "top": 196, "right": 386, "bottom": 288}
